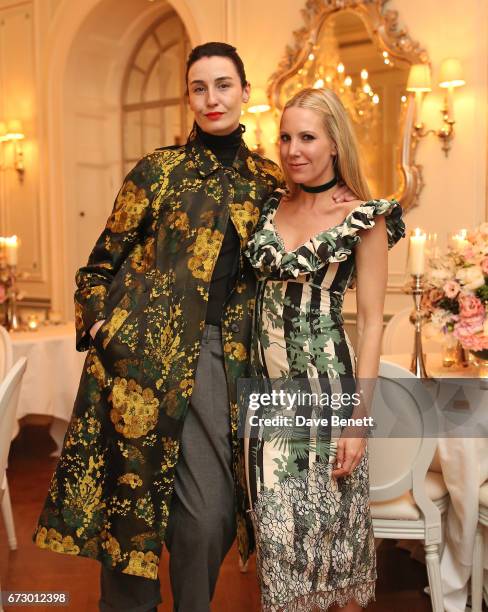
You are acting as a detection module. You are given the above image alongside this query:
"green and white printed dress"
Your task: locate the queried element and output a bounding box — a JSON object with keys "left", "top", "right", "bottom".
{"left": 243, "top": 190, "right": 405, "bottom": 611}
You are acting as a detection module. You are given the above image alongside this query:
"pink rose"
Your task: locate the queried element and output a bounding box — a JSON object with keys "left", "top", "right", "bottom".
{"left": 481, "top": 258, "right": 488, "bottom": 275}
{"left": 459, "top": 294, "right": 485, "bottom": 319}
{"left": 443, "top": 280, "right": 460, "bottom": 299}
{"left": 457, "top": 332, "right": 488, "bottom": 351}
{"left": 453, "top": 314, "right": 484, "bottom": 340}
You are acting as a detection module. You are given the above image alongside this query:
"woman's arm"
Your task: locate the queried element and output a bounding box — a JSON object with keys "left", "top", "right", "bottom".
{"left": 74, "top": 156, "right": 157, "bottom": 351}
{"left": 332, "top": 214, "right": 388, "bottom": 478}
{"left": 355, "top": 214, "right": 388, "bottom": 379}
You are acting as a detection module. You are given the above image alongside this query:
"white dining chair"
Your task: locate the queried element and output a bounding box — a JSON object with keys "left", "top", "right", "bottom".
{"left": 369, "top": 360, "right": 449, "bottom": 612}
{"left": 471, "top": 481, "right": 488, "bottom": 611}
{"left": 0, "top": 325, "right": 17, "bottom": 557}
{"left": 0, "top": 357, "right": 27, "bottom": 612}
{"left": 0, "top": 326, "right": 13, "bottom": 379}
{"left": 382, "top": 307, "right": 440, "bottom": 355}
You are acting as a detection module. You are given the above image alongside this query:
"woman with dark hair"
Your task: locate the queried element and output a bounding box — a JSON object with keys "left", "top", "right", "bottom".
{"left": 244, "top": 87, "right": 405, "bottom": 611}
{"left": 33, "top": 43, "right": 354, "bottom": 612}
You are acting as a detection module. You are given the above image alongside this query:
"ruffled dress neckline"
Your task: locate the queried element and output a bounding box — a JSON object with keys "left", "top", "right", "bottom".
{"left": 244, "top": 189, "right": 406, "bottom": 281}
{"left": 271, "top": 195, "right": 377, "bottom": 254}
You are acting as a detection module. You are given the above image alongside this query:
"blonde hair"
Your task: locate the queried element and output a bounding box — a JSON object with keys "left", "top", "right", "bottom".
{"left": 281, "top": 87, "right": 371, "bottom": 200}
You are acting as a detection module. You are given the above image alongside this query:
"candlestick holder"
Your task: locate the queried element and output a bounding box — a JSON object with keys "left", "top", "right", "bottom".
{"left": 0, "top": 263, "right": 22, "bottom": 331}
{"left": 403, "top": 273, "right": 431, "bottom": 378}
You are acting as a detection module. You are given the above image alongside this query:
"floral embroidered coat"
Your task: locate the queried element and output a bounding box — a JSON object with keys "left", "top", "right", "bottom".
{"left": 33, "top": 136, "right": 283, "bottom": 579}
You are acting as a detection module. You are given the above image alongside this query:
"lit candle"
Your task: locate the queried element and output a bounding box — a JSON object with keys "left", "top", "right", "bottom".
{"left": 426, "top": 232, "right": 440, "bottom": 259}
{"left": 452, "top": 229, "right": 469, "bottom": 251}
{"left": 27, "top": 315, "right": 39, "bottom": 331}
{"left": 409, "top": 228, "right": 426, "bottom": 275}
{"left": 4, "top": 235, "right": 18, "bottom": 266}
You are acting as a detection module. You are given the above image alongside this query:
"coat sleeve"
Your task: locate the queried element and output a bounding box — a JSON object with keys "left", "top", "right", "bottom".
{"left": 260, "top": 156, "right": 286, "bottom": 190}
{"left": 74, "top": 156, "right": 156, "bottom": 351}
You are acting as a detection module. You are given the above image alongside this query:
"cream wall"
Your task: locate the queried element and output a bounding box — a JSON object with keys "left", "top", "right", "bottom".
{"left": 0, "top": 0, "right": 486, "bottom": 321}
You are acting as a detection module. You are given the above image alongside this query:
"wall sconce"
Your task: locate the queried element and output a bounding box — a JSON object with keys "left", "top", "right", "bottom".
{"left": 247, "top": 88, "right": 271, "bottom": 156}
{"left": 0, "top": 119, "right": 25, "bottom": 182}
{"left": 406, "top": 59, "right": 465, "bottom": 157}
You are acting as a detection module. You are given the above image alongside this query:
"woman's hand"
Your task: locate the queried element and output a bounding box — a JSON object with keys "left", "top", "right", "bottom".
{"left": 90, "top": 319, "right": 105, "bottom": 340}
{"left": 332, "top": 184, "right": 357, "bottom": 203}
{"left": 332, "top": 435, "right": 366, "bottom": 479}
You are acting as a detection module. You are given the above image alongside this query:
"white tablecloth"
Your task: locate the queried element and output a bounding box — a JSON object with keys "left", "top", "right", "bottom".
{"left": 10, "top": 323, "right": 86, "bottom": 454}
{"left": 381, "top": 352, "right": 488, "bottom": 611}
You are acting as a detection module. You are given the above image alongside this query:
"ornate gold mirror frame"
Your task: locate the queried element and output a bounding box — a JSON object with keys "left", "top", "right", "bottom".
{"left": 267, "top": 0, "right": 429, "bottom": 212}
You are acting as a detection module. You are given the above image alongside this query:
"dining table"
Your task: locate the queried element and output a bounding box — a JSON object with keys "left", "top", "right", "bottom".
{"left": 381, "top": 352, "right": 488, "bottom": 612}
{"left": 10, "top": 322, "right": 86, "bottom": 456}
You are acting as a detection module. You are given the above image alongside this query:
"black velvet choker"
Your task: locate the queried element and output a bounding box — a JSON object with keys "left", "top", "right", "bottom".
{"left": 300, "top": 175, "right": 338, "bottom": 193}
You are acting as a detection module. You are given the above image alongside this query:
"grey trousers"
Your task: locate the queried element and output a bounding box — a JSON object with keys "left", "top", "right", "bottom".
{"left": 99, "top": 325, "right": 237, "bottom": 612}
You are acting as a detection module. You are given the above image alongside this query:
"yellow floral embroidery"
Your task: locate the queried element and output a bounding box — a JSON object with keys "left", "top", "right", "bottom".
{"left": 135, "top": 492, "right": 155, "bottom": 525}
{"left": 223, "top": 341, "right": 247, "bottom": 361}
{"left": 35, "top": 527, "right": 81, "bottom": 555}
{"left": 122, "top": 550, "right": 159, "bottom": 579}
{"left": 196, "top": 285, "right": 208, "bottom": 300}
{"left": 74, "top": 302, "right": 83, "bottom": 331}
{"left": 63, "top": 455, "right": 105, "bottom": 537}
{"left": 231, "top": 201, "right": 260, "bottom": 240}
{"left": 179, "top": 379, "right": 193, "bottom": 398}
{"left": 166, "top": 210, "right": 190, "bottom": 234}
{"left": 118, "top": 473, "right": 143, "bottom": 489}
{"left": 107, "top": 180, "right": 150, "bottom": 233}
{"left": 246, "top": 157, "right": 257, "bottom": 175}
{"left": 101, "top": 530, "right": 123, "bottom": 564}
{"left": 160, "top": 323, "right": 183, "bottom": 376}
{"left": 187, "top": 227, "right": 223, "bottom": 282}
{"left": 101, "top": 307, "right": 131, "bottom": 348}
{"left": 130, "top": 238, "right": 155, "bottom": 272}
{"left": 261, "top": 158, "right": 284, "bottom": 183}
{"left": 109, "top": 378, "right": 159, "bottom": 439}
{"left": 162, "top": 436, "right": 179, "bottom": 460}
{"left": 86, "top": 352, "right": 107, "bottom": 387}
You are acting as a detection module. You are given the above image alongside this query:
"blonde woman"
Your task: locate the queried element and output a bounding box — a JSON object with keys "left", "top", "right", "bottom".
{"left": 244, "top": 88, "right": 405, "bottom": 611}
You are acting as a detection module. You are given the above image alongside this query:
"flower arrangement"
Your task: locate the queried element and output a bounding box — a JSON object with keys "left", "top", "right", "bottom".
{"left": 423, "top": 223, "right": 488, "bottom": 358}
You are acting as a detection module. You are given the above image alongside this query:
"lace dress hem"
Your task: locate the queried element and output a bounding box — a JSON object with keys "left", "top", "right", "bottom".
{"left": 262, "top": 579, "right": 376, "bottom": 612}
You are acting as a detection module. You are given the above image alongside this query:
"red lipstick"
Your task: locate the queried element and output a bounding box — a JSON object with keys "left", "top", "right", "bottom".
{"left": 206, "top": 112, "right": 224, "bottom": 120}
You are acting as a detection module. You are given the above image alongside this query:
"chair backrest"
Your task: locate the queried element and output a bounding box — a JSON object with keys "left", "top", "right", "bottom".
{"left": 369, "top": 359, "right": 441, "bottom": 541}
{"left": 382, "top": 307, "right": 440, "bottom": 355}
{"left": 0, "top": 326, "right": 13, "bottom": 381}
{"left": 0, "top": 358, "right": 27, "bottom": 496}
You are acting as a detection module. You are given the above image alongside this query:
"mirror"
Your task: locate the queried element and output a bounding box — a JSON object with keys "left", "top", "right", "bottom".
{"left": 268, "top": 1, "right": 430, "bottom": 211}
